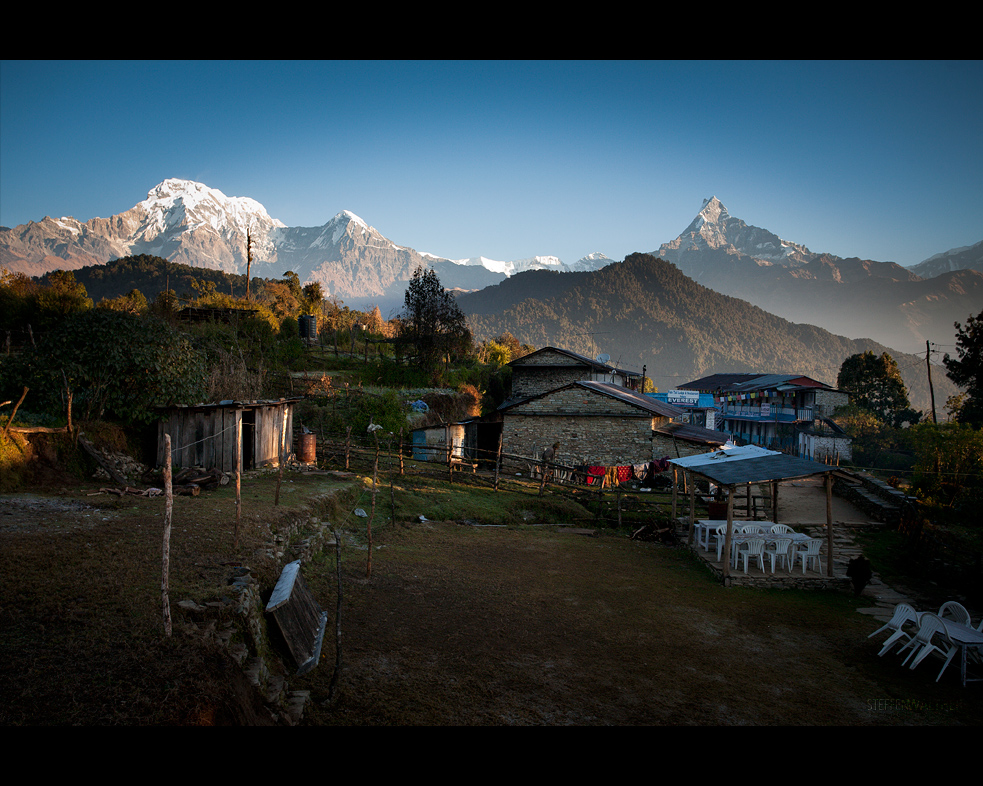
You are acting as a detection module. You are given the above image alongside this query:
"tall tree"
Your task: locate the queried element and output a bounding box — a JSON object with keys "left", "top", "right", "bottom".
{"left": 34, "top": 270, "right": 93, "bottom": 329}
{"left": 943, "top": 310, "right": 983, "bottom": 428}
{"left": 399, "top": 266, "right": 471, "bottom": 378}
{"left": 837, "top": 351, "right": 919, "bottom": 428}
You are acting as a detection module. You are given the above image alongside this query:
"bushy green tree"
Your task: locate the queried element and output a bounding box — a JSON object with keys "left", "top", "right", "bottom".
{"left": 97, "top": 289, "right": 149, "bottom": 315}
{"left": 398, "top": 266, "right": 472, "bottom": 380}
{"left": 944, "top": 310, "right": 983, "bottom": 428}
{"left": 0, "top": 309, "right": 207, "bottom": 424}
{"left": 34, "top": 270, "right": 94, "bottom": 329}
{"left": 837, "top": 351, "right": 920, "bottom": 428}
{"left": 909, "top": 421, "right": 983, "bottom": 511}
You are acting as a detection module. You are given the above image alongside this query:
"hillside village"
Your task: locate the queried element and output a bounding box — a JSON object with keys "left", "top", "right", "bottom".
{"left": 3, "top": 252, "right": 983, "bottom": 724}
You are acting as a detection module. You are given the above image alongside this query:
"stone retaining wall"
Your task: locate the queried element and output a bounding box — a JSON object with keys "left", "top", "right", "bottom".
{"left": 175, "top": 475, "right": 355, "bottom": 725}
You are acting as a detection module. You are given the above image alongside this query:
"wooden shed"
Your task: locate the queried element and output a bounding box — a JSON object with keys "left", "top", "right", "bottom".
{"left": 156, "top": 398, "right": 301, "bottom": 471}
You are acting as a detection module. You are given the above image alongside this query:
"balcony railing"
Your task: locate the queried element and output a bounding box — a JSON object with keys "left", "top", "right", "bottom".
{"left": 719, "top": 405, "right": 814, "bottom": 422}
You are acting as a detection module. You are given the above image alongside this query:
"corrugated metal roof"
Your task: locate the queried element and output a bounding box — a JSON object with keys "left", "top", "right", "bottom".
{"left": 653, "top": 421, "right": 729, "bottom": 446}
{"left": 577, "top": 381, "right": 685, "bottom": 417}
{"left": 681, "top": 373, "right": 835, "bottom": 394}
{"left": 681, "top": 373, "right": 763, "bottom": 391}
{"left": 669, "top": 450, "right": 834, "bottom": 486}
{"left": 499, "top": 380, "right": 684, "bottom": 418}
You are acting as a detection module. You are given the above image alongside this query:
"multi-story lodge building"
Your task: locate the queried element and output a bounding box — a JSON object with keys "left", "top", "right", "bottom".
{"left": 680, "top": 373, "right": 852, "bottom": 460}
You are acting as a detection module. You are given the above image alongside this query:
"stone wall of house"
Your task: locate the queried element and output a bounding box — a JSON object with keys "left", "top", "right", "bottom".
{"left": 511, "top": 349, "right": 604, "bottom": 399}
{"left": 799, "top": 432, "right": 852, "bottom": 462}
{"left": 503, "top": 413, "right": 659, "bottom": 468}
{"left": 813, "top": 389, "right": 850, "bottom": 418}
{"left": 512, "top": 367, "right": 588, "bottom": 399}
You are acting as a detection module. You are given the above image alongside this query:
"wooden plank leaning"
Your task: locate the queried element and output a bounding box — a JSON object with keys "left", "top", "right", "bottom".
{"left": 265, "top": 560, "right": 328, "bottom": 675}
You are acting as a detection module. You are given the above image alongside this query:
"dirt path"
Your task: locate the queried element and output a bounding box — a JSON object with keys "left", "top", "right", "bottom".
{"left": 772, "top": 478, "right": 974, "bottom": 621}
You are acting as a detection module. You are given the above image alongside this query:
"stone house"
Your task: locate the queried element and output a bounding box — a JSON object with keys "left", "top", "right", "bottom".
{"left": 498, "top": 380, "right": 684, "bottom": 469}
{"left": 508, "top": 346, "right": 640, "bottom": 401}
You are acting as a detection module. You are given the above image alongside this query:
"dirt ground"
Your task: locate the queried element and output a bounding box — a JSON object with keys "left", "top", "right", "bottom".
{"left": 3, "top": 472, "right": 981, "bottom": 726}
{"left": 770, "top": 476, "right": 871, "bottom": 527}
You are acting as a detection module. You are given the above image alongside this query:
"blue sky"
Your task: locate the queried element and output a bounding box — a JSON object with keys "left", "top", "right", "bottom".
{"left": 2, "top": 60, "right": 981, "bottom": 267}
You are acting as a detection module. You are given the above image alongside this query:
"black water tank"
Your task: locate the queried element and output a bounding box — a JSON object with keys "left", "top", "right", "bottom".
{"left": 299, "top": 314, "right": 317, "bottom": 340}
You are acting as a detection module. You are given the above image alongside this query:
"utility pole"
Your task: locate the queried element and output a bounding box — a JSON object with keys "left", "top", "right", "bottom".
{"left": 245, "top": 229, "right": 253, "bottom": 301}
{"left": 926, "top": 340, "right": 937, "bottom": 424}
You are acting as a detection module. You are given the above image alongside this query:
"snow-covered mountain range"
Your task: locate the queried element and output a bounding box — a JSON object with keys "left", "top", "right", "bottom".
{"left": 0, "top": 179, "right": 614, "bottom": 308}
{"left": 2, "top": 181, "right": 980, "bottom": 352}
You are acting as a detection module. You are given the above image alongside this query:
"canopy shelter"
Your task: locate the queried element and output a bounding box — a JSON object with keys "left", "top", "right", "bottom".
{"left": 669, "top": 447, "right": 838, "bottom": 583}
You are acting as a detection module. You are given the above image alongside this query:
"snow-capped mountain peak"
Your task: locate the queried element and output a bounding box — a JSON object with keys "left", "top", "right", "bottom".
{"left": 139, "top": 179, "right": 286, "bottom": 236}
{"left": 661, "top": 196, "right": 811, "bottom": 264}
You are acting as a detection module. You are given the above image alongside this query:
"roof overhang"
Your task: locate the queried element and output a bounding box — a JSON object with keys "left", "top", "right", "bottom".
{"left": 668, "top": 446, "right": 835, "bottom": 487}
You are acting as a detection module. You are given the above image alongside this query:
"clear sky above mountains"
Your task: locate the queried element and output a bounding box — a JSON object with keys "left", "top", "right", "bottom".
{"left": 2, "top": 60, "right": 981, "bottom": 267}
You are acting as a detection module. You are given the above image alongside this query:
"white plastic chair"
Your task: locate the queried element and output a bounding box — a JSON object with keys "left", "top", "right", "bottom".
{"left": 938, "top": 601, "right": 972, "bottom": 627}
{"left": 770, "top": 524, "right": 792, "bottom": 535}
{"left": 764, "top": 537, "right": 793, "bottom": 573}
{"left": 740, "top": 524, "right": 763, "bottom": 534}
{"left": 868, "top": 603, "right": 919, "bottom": 657}
{"left": 705, "top": 522, "right": 726, "bottom": 553}
{"left": 736, "top": 538, "right": 765, "bottom": 574}
{"left": 899, "top": 613, "right": 940, "bottom": 665}
{"left": 714, "top": 524, "right": 730, "bottom": 562}
{"left": 792, "top": 538, "right": 823, "bottom": 574}
{"left": 905, "top": 613, "right": 959, "bottom": 681}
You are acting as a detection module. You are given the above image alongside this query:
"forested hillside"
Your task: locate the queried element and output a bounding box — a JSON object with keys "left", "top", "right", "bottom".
{"left": 59, "top": 255, "right": 252, "bottom": 304}
{"left": 459, "top": 253, "right": 956, "bottom": 413}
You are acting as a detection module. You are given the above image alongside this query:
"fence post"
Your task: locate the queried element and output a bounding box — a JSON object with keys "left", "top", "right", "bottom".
{"left": 162, "top": 433, "right": 173, "bottom": 638}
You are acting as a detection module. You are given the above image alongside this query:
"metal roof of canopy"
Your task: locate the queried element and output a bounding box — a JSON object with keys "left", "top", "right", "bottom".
{"left": 669, "top": 446, "right": 838, "bottom": 583}
{"left": 669, "top": 451, "right": 835, "bottom": 487}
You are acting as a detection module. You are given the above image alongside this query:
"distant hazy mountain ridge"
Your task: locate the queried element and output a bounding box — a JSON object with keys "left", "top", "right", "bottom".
{"left": 652, "top": 197, "right": 983, "bottom": 354}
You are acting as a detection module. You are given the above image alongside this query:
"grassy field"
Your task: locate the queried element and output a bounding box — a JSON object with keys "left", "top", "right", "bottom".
{"left": 2, "top": 457, "right": 981, "bottom": 726}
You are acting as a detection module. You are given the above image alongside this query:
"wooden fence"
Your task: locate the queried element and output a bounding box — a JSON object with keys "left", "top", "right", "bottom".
{"left": 296, "top": 426, "right": 773, "bottom": 532}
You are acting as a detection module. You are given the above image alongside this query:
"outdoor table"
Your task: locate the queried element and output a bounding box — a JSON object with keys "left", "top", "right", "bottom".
{"left": 939, "top": 619, "right": 983, "bottom": 687}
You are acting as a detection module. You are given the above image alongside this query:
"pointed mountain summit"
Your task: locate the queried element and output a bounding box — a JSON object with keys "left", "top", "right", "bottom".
{"left": 660, "top": 196, "right": 812, "bottom": 265}
{"left": 652, "top": 198, "right": 983, "bottom": 354}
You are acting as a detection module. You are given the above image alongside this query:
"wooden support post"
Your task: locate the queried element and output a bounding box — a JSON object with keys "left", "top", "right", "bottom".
{"left": 688, "top": 472, "right": 695, "bottom": 524}
{"left": 672, "top": 467, "right": 679, "bottom": 527}
{"left": 825, "top": 472, "right": 834, "bottom": 577}
{"left": 234, "top": 413, "right": 241, "bottom": 551}
{"left": 162, "top": 433, "right": 173, "bottom": 637}
{"left": 493, "top": 430, "right": 503, "bottom": 491}
{"left": 367, "top": 433, "right": 379, "bottom": 579}
{"left": 722, "top": 486, "right": 734, "bottom": 583}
